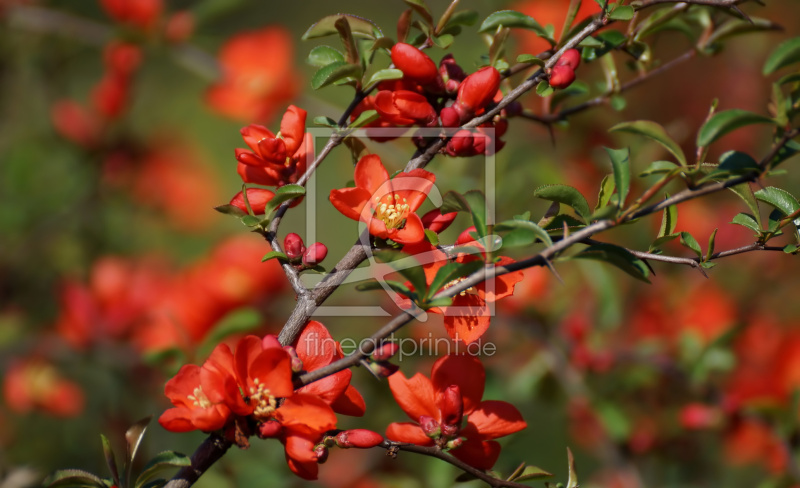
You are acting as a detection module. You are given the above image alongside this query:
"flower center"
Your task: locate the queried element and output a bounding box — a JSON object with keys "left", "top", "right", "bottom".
{"left": 249, "top": 378, "right": 277, "bottom": 419}
{"left": 443, "top": 277, "right": 476, "bottom": 296}
{"left": 374, "top": 194, "right": 410, "bottom": 229}
{"left": 188, "top": 386, "right": 212, "bottom": 409}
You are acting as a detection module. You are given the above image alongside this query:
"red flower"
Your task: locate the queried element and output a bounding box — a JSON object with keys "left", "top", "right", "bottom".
{"left": 229, "top": 188, "right": 275, "bottom": 215}
{"left": 207, "top": 27, "right": 300, "bottom": 122}
{"left": 374, "top": 90, "right": 437, "bottom": 127}
{"left": 329, "top": 154, "right": 435, "bottom": 245}
{"left": 100, "top": 0, "right": 162, "bottom": 30}
{"left": 236, "top": 105, "right": 311, "bottom": 187}
{"left": 390, "top": 43, "right": 439, "bottom": 85}
{"left": 3, "top": 359, "right": 85, "bottom": 418}
{"left": 386, "top": 355, "right": 526, "bottom": 470}
{"left": 455, "top": 67, "right": 501, "bottom": 116}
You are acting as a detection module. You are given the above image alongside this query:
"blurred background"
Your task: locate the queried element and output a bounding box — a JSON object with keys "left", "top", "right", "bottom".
{"left": 2, "top": 0, "right": 800, "bottom": 487}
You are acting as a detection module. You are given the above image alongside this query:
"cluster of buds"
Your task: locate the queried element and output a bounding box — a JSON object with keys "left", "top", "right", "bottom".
{"left": 366, "top": 342, "right": 400, "bottom": 377}
{"left": 284, "top": 233, "right": 328, "bottom": 269}
{"left": 548, "top": 49, "right": 581, "bottom": 89}
{"left": 351, "top": 43, "right": 513, "bottom": 157}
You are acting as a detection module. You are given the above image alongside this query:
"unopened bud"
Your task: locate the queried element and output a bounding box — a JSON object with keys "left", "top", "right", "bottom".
{"left": 371, "top": 342, "right": 400, "bottom": 361}
{"left": 439, "top": 106, "right": 461, "bottom": 128}
{"left": 555, "top": 48, "right": 581, "bottom": 70}
{"left": 368, "top": 360, "right": 399, "bottom": 378}
{"left": 456, "top": 67, "right": 501, "bottom": 113}
{"left": 445, "top": 437, "right": 464, "bottom": 450}
{"left": 284, "top": 233, "right": 306, "bottom": 260}
{"left": 456, "top": 226, "right": 478, "bottom": 245}
{"left": 549, "top": 65, "right": 576, "bottom": 89}
{"left": 302, "top": 242, "right": 328, "bottom": 267}
{"left": 336, "top": 429, "right": 384, "bottom": 449}
{"left": 419, "top": 415, "right": 441, "bottom": 438}
{"left": 314, "top": 444, "right": 329, "bottom": 464}
{"left": 257, "top": 420, "right": 282, "bottom": 439}
{"left": 438, "top": 385, "right": 464, "bottom": 429}
{"left": 391, "top": 43, "right": 439, "bottom": 85}
{"left": 446, "top": 130, "right": 475, "bottom": 157}
{"left": 421, "top": 209, "right": 458, "bottom": 234}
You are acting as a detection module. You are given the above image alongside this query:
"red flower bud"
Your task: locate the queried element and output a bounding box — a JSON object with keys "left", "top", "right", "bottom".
{"left": 368, "top": 361, "right": 399, "bottom": 377}
{"left": 456, "top": 226, "right": 478, "bottom": 245}
{"left": 258, "top": 420, "right": 283, "bottom": 438}
{"left": 165, "top": 10, "right": 194, "bottom": 43}
{"left": 302, "top": 242, "right": 328, "bottom": 267}
{"left": 445, "top": 437, "right": 464, "bottom": 450}
{"left": 549, "top": 65, "right": 576, "bottom": 89}
{"left": 335, "top": 429, "right": 384, "bottom": 449}
{"left": 314, "top": 444, "right": 329, "bottom": 464}
{"left": 103, "top": 42, "right": 142, "bottom": 76}
{"left": 419, "top": 415, "right": 441, "bottom": 438}
{"left": 371, "top": 342, "right": 400, "bottom": 361}
{"left": 284, "top": 233, "right": 306, "bottom": 260}
{"left": 421, "top": 209, "right": 458, "bottom": 234}
{"left": 555, "top": 49, "right": 581, "bottom": 71}
{"left": 229, "top": 188, "right": 275, "bottom": 215}
{"left": 446, "top": 130, "right": 474, "bottom": 157}
{"left": 439, "top": 106, "right": 461, "bottom": 128}
{"left": 456, "top": 67, "right": 501, "bottom": 114}
{"left": 439, "top": 54, "right": 466, "bottom": 84}
{"left": 391, "top": 43, "right": 439, "bottom": 85}
{"left": 679, "top": 403, "right": 720, "bottom": 430}
{"left": 51, "top": 100, "right": 100, "bottom": 148}
{"left": 438, "top": 385, "right": 464, "bottom": 429}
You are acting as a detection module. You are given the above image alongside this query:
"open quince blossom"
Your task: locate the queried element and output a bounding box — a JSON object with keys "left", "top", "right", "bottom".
{"left": 386, "top": 354, "right": 526, "bottom": 470}
{"left": 329, "top": 154, "right": 435, "bottom": 245}
{"left": 159, "top": 321, "right": 362, "bottom": 480}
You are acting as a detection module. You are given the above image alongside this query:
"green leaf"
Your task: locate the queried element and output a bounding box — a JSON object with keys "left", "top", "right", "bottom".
{"left": 608, "top": 5, "right": 634, "bottom": 21}
{"left": 729, "top": 183, "right": 762, "bottom": 228}
{"left": 101, "top": 435, "right": 120, "bottom": 487}
{"left": 784, "top": 244, "right": 799, "bottom": 254}
{"left": 240, "top": 215, "right": 260, "bottom": 228}
{"left": 348, "top": 109, "right": 379, "bottom": 129}
{"left": 658, "top": 200, "right": 678, "bottom": 238}
{"left": 428, "top": 261, "right": 484, "bottom": 298}
{"left": 717, "top": 150, "right": 760, "bottom": 176}
{"left": 425, "top": 297, "right": 454, "bottom": 308}
{"left": 440, "top": 191, "right": 488, "bottom": 239}
{"left": 479, "top": 10, "right": 554, "bottom": 44}
{"left": 595, "top": 174, "right": 616, "bottom": 211}
{"left": 125, "top": 417, "right": 153, "bottom": 488}
{"left": 610, "top": 95, "right": 627, "bottom": 111}
{"left": 610, "top": 120, "right": 687, "bottom": 167}
{"left": 445, "top": 10, "right": 479, "bottom": 28}
{"left": 513, "top": 465, "right": 554, "bottom": 481}
{"left": 261, "top": 251, "right": 289, "bottom": 263}
{"left": 639, "top": 160, "right": 678, "bottom": 177}
{"left": 696, "top": 109, "right": 776, "bottom": 147}
{"left": 604, "top": 147, "right": 631, "bottom": 206}
{"left": 403, "top": 0, "right": 433, "bottom": 27}
{"left": 705, "top": 228, "right": 718, "bottom": 262}
{"left": 263, "top": 184, "right": 306, "bottom": 216}
{"left": 536, "top": 80, "right": 554, "bottom": 97}
{"left": 311, "top": 61, "right": 361, "bottom": 90}
{"left": 373, "top": 251, "right": 429, "bottom": 296}
{"left": 307, "top": 46, "right": 344, "bottom": 67}
{"left": 597, "top": 30, "right": 627, "bottom": 47}
{"left": 573, "top": 243, "right": 651, "bottom": 283}
{"left": 366, "top": 69, "right": 404, "bottom": 88}
{"left": 731, "top": 212, "right": 761, "bottom": 233}
{"left": 313, "top": 116, "right": 337, "bottom": 127}
{"left": 679, "top": 231, "right": 702, "bottom": 258}
{"left": 533, "top": 184, "right": 592, "bottom": 222}
{"left": 136, "top": 451, "right": 191, "bottom": 488}
{"left": 424, "top": 229, "right": 439, "bottom": 246}
{"left": 755, "top": 187, "right": 800, "bottom": 221}
{"left": 566, "top": 447, "right": 579, "bottom": 488}
{"left": 494, "top": 219, "right": 554, "bottom": 248}
{"left": 649, "top": 233, "right": 679, "bottom": 252}
{"left": 357, "top": 279, "right": 414, "bottom": 297}
{"left": 764, "top": 37, "right": 800, "bottom": 75}
{"left": 515, "top": 54, "right": 545, "bottom": 66}
{"left": 43, "top": 469, "right": 108, "bottom": 488}
{"left": 542, "top": 214, "right": 586, "bottom": 231}
{"left": 213, "top": 204, "right": 247, "bottom": 217}
{"left": 707, "top": 17, "right": 782, "bottom": 47}
{"left": 303, "top": 14, "right": 382, "bottom": 40}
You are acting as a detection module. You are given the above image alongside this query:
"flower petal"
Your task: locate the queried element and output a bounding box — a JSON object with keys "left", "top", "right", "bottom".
{"left": 392, "top": 212, "right": 425, "bottom": 245}
{"left": 248, "top": 348, "right": 294, "bottom": 398}
{"left": 431, "top": 355, "right": 485, "bottom": 415}
{"left": 240, "top": 124, "right": 274, "bottom": 152}
{"left": 293, "top": 320, "right": 336, "bottom": 371}
{"left": 450, "top": 438, "right": 501, "bottom": 470}
{"left": 388, "top": 370, "right": 438, "bottom": 422}
{"left": 330, "top": 187, "right": 372, "bottom": 222}
{"left": 354, "top": 154, "right": 390, "bottom": 196}
{"left": 466, "top": 400, "right": 527, "bottom": 440}
{"left": 278, "top": 393, "right": 337, "bottom": 435}
{"left": 158, "top": 407, "right": 196, "bottom": 433}
{"left": 393, "top": 169, "right": 436, "bottom": 211}
{"left": 393, "top": 90, "right": 435, "bottom": 123}
{"left": 443, "top": 294, "right": 491, "bottom": 344}
{"left": 237, "top": 161, "right": 281, "bottom": 186}
{"left": 386, "top": 422, "right": 434, "bottom": 446}
{"left": 478, "top": 256, "right": 525, "bottom": 301}
{"left": 329, "top": 384, "right": 366, "bottom": 417}
{"left": 283, "top": 434, "right": 319, "bottom": 480}
{"left": 280, "top": 105, "right": 307, "bottom": 156}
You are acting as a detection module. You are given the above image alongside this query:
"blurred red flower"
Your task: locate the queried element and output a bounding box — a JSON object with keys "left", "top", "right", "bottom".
{"left": 207, "top": 27, "right": 300, "bottom": 123}
{"left": 100, "top": 0, "right": 162, "bottom": 31}
{"left": 3, "top": 359, "right": 85, "bottom": 418}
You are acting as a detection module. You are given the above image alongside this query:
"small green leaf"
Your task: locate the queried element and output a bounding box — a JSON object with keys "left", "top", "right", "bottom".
{"left": 261, "top": 251, "right": 289, "bottom": 263}
{"left": 311, "top": 61, "right": 361, "bottom": 90}
{"left": 101, "top": 435, "right": 120, "bottom": 487}
{"left": 696, "top": 109, "right": 776, "bottom": 147}
{"left": 365, "top": 69, "right": 404, "bottom": 88}
{"left": 705, "top": 228, "right": 718, "bottom": 262}
{"left": 445, "top": 10, "right": 479, "bottom": 29}
{"left": 536, "top": 80, "right": 554, "bottom": 97}
{"left": 706, "top": 17, "right": 781, "bottom": 46}
{"left": 479, "top": 10, "right": 554, "bottom": 45}
{"left": 610, "top": 120, "right": 687, "bottom": 167}
{"left": 566, "top": 447, "right": 579, "bottom": 488}
{"left": 428, "top": 261, "right": 484, "bottom": 298}
{"left": 515, "top": 54, "right": 545, "bottom": 66}
{"left": 763, "top": 37, "right": 800, "bottom": 75}
{"left": 213, "top": 204, "right": 247, "bottom": 217}
{"left": 240, "top": 215, "right": 260, "bottom": 227}
{"left": 313, "top": 116, "right": 337, "bottom": 127}
{"left": 717, "top": 150, "right": 760, "bottom": 176}
{"left": 649, "top": 233, "right": 679, "bottom": 252}
{"left": 136, "top": 451, "right": 191, "bottom": 488}
{"left": 595, "top": 174, "right": 616, "bottom": 211}
{"left": 494, "top": 219, "right": 554, "bottom": 248}
{"left": 679, "top": 231, "right": 702, "bottom": 258}
{"left": 348, "top": 109, "right": 379, "bottom": 129}
{"left": 440, "top": 191, "right": 488, "bottom": 239}
{"left": 573, "top": 243, "right": 651, "bottom": 283}
{"left": 658, "top": 200, "right": 678, "bottom": 238}
{"left": 307, "top": 46, "right": 344, "bottom": 67}
{"left": 610, "top": 95, "right": 627, "bottom": 111}
{"left": 729, "top": 183, "right": 762, "bottom": 228}
{"left": 639, "top": 160, "right": 678, "bottom": 177}
{"left": 356, "top": 280, "right": 414, "bottom": 298}
{"left": 403, "top": 0, "right": 433, "bottom": 27}
{"left": 43, "top": 469, "right": 108, "bottom": 488}
{"left": 784, "top": 244, "right": 799, "bottom": 254}
{"left": 513, "top": 465, "right": 554, "bottom": 481}
{"left": 426, "top": 297, "right": 454, "bottom": 308}
{"left": 303, "top": 14, "right": 382, "bottom": 40}
{"left": 263, "top": 184, "right": 306, "bottom": 216}
{"left": 731, "top": 213, "right": 761, "bottom": 233}
{"left": 604, "top": 147, "right": 631, "bottom": 206}
{"left": 533, "top": 184, "right": 592, "bottom": 222}
{"left": 755, "top": 187, "right": 800, "bottom": 222}
{"left": 608, "top": 5, "right": 634, "bottom": 21}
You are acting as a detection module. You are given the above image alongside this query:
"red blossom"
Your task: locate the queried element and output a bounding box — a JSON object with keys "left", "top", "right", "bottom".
{"left": 329, "top": 154, "right": 435, "bottom": 245}
{"left": 3, "top": 359, "right": 85, "bottom": 418}
{"left": 386, "top": 355, "right": 526, "bottom": 470}
{"left": 100, "top": 0, "right": 162, "bottom": 30}
{"left": 390, "top": 43, "right": 439, "bottom": 85}
{"left": 229, "top": 188, "right": 275, "bottom": 215}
